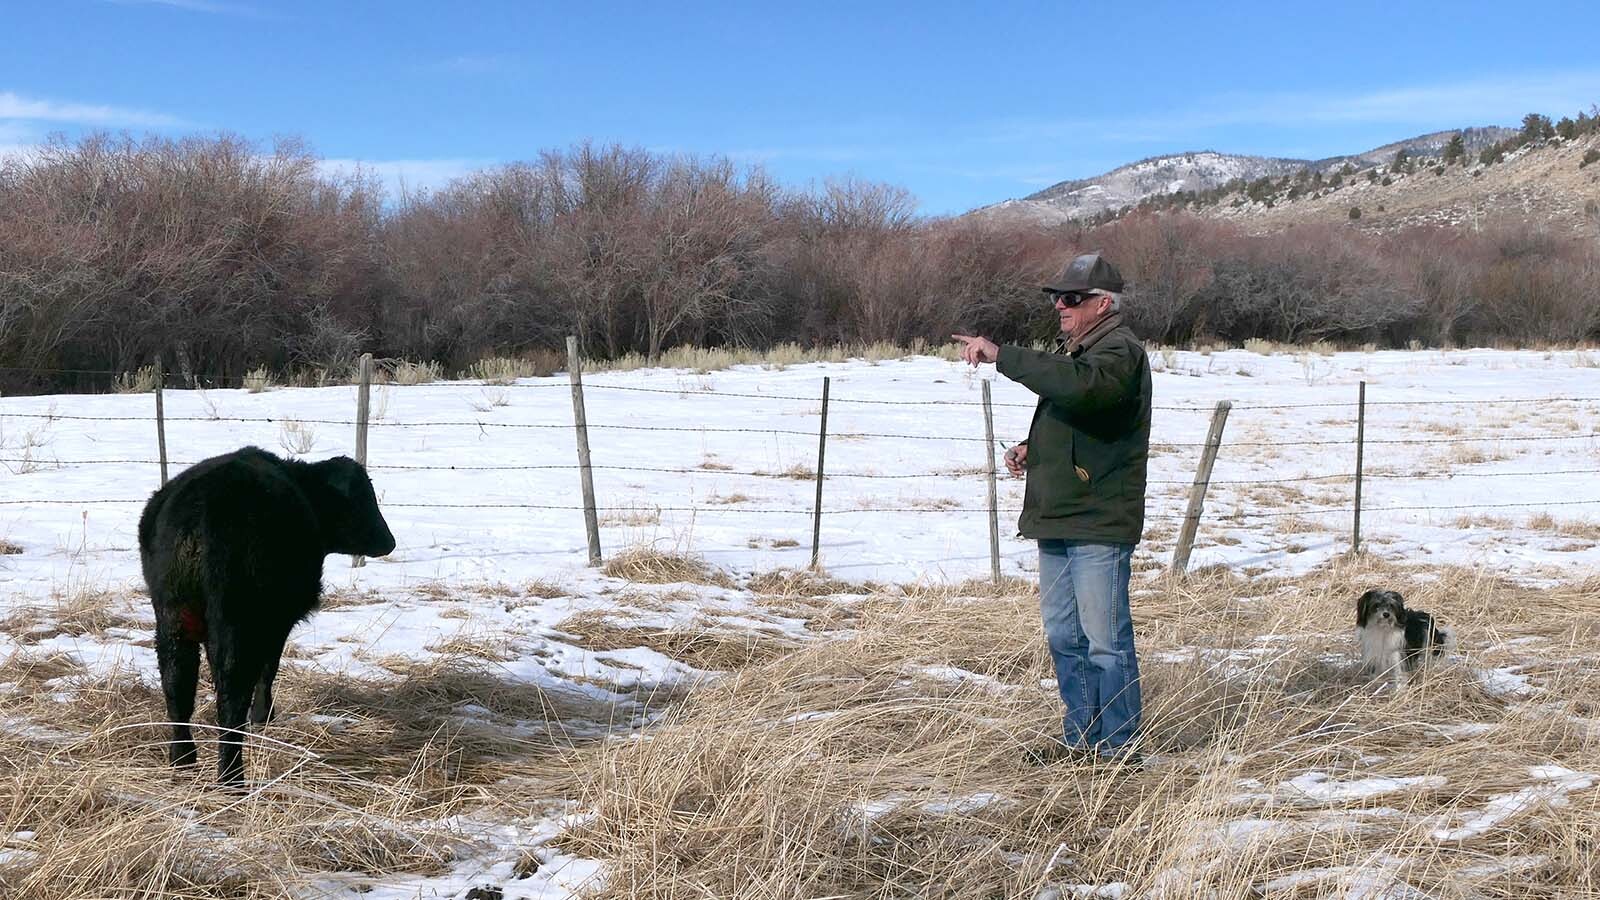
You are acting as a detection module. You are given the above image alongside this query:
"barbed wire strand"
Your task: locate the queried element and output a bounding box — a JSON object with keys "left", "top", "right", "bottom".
{"left": 3, "top": 410, "right": 1596, "bottom": 447}
{"left": 10, "top": 457, "right": 1600, "bottom": 487}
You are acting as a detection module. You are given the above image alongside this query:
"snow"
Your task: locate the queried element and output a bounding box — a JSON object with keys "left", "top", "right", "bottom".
{"left": 1431, "top": 765, "right": 1598, "bottom": 841}
{"left": 5, "top": 348, "right": 1600, "bottom": 597}
{"left": 2, "top": 347, "right": 1599, "bottom": 896}
{"left": 1476, "top": 666, "right": 1536, "bottom": 697}
{"left": 1274, "top": 771, "right": 1446, "bottom": 805}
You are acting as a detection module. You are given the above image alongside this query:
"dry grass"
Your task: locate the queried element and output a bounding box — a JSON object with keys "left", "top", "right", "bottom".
{"left": 1453, "top": 514, "right": 1516, "bottom": 530}
{"left": 586, "top": 341, "right": 959, "bottom": 375}
{"left": 277, "top": 419, "right": 318, "bottom": 456}
{"left": 523, "top": 578, "right": 568, "bottom": 599}
{"left": 113, "top": 365, "right": 162, "bottom": 394}
{"left": 602, "top": 546, "right": 733, "bottom": 588}
{"left": 597, "top": 504, "right": 661, "bottom": 527}
{"left": 0, "top": 646, "right": 633, "bottom": 898}
{"left": 1446, "top": 442, "right": 1514, "bottom": 466}
{"left": 1528, "top": 512, "right": 1600, "bottom": 540}
{"left": 8, "top": 559, "right": 1600, "bottom": 896}
{"left": 4, "top": 587, "right": 147, "bottom": 644}
{"left": 0, "top": 539, "right": 20, "bottom": 555}
{"left": 545, "top": 559, "right": 1600, "bottom": 898}
{"left": 242, "top": 366, "right": 275, "bottom": 393}
{"left": 461, "top": 353, "right": 560, "bottom": 384}
{"left": 747, "top": 567, "right": 870, "bottom": 598}
{"left": 376, "top": 359, "right": 443, "bottom": 386}
{"left": 556, "top": 612, "right": 802, "bottom": 672}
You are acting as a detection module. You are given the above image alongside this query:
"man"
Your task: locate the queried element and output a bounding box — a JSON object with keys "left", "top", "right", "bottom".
{"left": 952, "top": 252, "right": 1152, "bottom": 765}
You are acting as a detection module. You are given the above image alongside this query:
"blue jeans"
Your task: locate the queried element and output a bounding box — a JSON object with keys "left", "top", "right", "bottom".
{"left": 1037, "top": 540, "right": 1141, "bottom": 752}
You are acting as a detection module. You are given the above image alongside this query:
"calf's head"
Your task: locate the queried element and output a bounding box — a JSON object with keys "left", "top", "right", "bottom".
{"left": 309, "top": 456, "right": 397, "bottom": 557}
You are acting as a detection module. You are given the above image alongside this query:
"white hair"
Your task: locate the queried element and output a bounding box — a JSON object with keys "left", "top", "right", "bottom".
{"left": 1090, "top": 290, "right": 1122, "bottom": 312}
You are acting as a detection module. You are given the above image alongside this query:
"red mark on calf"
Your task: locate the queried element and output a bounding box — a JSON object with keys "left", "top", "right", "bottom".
{"left": 177, "top": 608, "right": 207, "bottom": 641}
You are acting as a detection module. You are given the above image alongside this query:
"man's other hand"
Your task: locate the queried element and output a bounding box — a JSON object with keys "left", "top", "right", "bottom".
{"left": 1004, "top": 443, "right": 1027, "bottom": 478}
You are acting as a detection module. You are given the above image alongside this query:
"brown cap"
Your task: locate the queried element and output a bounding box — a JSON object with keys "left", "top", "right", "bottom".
{"left": 1042, "top": 252, "right": 1125, "bottom": 294}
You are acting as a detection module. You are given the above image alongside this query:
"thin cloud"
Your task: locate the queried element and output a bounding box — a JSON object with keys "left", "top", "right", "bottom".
{"left": 102, "top": 0, "right": 261, "bottom": 15}
{"left": 429, "top": 54, "right": 524, "bottom": 76}
{"left": 726, "top": 144, "right": 881, "bottom": 164}
{"left": 0, "top": 91, "right": 186, "bottom": 128}
{"left": 317, "top": 157, "right": 491, "bottom": 198}
{"left": 993, "top": 70, "right": 1600, "bottom": 144}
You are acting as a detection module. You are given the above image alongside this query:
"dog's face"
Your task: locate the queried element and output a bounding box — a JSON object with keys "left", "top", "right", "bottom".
{"left": 1356, "top": 589, "right": 1406, "bottom": 628}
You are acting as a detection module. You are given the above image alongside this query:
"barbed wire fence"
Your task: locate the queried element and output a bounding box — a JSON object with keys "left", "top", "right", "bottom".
{"left": 3, "top": 342, "right": 1600, "bottom": 582}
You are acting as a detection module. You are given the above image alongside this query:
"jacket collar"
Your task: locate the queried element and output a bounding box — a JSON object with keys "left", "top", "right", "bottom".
{"left": 1055, "top": 312, "right": 1125, "bottom": 355}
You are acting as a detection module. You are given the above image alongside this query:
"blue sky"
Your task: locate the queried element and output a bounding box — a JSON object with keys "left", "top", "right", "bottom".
{"left": 5, "top": 0, "right": 1600, "bottom": 214}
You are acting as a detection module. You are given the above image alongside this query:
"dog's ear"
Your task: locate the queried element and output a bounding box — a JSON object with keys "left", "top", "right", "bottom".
{"left": 1356, "top": 590, "right": 1377, "bottom": 626}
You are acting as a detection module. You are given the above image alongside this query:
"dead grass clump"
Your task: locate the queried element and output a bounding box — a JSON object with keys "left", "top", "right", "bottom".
{"left": 282, "top": 819, "right": 459, "bottom": 875}
{"left": 747, "top": 567, "right": 870, "bottom": 597}
{"left": 0, "top": 539, "right": 19, "bottom": 555}
{"left": 320, "top": 586, "right": 385, "bottom": 609}
{"left": 113, "top": 365, "right": 162, "bottom": 393}
{"left": 6, "top": 589, "right": 147, "bottom": 644}
{"left": 557, "top": 613, "right": 799, "bottom": 672}
{"left": 1529, "top": 512, "right": 1600, "bottom": 540}
{"left": 523, "top": 578, "right": 568, "bottom": 599}
{"left": 422, "top": 631, "right": 518, "bottom": 662}
{"left": 0, "top": 651, "right": 87, "bottom": 687}
{"left": 377, "top": 359, "right": 442, "bottom": 385}
{"left": 461, "top": 353, "right": 559, "bottom": 383}
{"left": 597, "top": 504, "right": 662, "bottom": 527}
{"left": 242, "top": 366, "right": 275, "bottom": 393}
{"left": 603, "top": 546, "right": 732, "bottom": 587}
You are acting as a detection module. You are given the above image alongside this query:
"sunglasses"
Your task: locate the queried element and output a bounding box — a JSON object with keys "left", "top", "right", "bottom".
{"left": 1049, "top": 291, "right": 1095, "bottom": 308}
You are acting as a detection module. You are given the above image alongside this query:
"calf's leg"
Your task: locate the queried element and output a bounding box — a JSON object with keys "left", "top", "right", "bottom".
{"left": 206, "top": 628, "right": 267, "bottom": 786}
{"left": 154, "top": 624, "right": 201, "bottom": 767}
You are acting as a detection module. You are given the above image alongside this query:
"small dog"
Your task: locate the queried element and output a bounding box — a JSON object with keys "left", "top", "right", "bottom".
{"left": 1355, "top": 589, "right": 1454, "bottom": 688}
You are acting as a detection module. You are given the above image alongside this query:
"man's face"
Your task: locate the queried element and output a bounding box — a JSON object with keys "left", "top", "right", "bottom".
{"left": 1053, "top": 291, "right": 1114, "bottom": 338}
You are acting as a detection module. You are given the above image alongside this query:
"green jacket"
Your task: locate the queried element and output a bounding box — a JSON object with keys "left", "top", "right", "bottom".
{"left": 995, "top": 315, "right": 1151, "bottom": 544}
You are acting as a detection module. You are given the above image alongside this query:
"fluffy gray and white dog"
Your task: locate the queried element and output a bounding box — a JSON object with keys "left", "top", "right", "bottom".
{"left": 1355, "top": 589, "right": 1455, "bottom": 688}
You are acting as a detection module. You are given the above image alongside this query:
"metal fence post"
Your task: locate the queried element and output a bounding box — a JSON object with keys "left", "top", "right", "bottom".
{"left": 810, "top": 376, "right": 830, "bottom": 570}
{"left": 982, "top": 380, "right": 1000, "bottom": 585}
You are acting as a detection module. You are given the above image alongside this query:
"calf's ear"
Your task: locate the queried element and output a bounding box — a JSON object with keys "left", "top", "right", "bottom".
{"left": 320, "top": 456, "right": 365, "bottom": 499}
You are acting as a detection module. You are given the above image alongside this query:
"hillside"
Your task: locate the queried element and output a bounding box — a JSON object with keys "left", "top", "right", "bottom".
{"left": 960, "top": 124, "right": 1600, "bottom": 235}
{"left": 1010, "top": 150, "right": 1309, "bottom": 221}
{"left": 1201, "top": 131, "right": 1600, "bottom": 235}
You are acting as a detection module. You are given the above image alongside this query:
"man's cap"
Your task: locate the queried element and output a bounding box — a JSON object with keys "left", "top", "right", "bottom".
{"left": 1042, "top": 252, "right": 1125, "bottom": 295}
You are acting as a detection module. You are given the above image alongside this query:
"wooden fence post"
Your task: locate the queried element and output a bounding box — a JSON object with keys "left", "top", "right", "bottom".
{"left": 810, "top": 376, "right": 830, "bottom": 571}
{"left": 1353, "top": 380, "right": 1366, "bottom": 554}
{"left": 1172, "top": 400, "right": 1232, "bottom": 576}
{"left": 351, "top": 352, "right": 373, "bottom": 568}
{"left": 154, "top": 359, "right": 169, "bottom": 488}
{"left": 982, "top": 380, "right": 1001, "bottom": 586}
{"left": 568, "top": 336, "right": 602, "bottom": 566}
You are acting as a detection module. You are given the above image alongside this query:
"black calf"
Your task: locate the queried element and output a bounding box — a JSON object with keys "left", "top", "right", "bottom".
{"left": 138, "top": 446, "right": 395, "bottom": 784}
